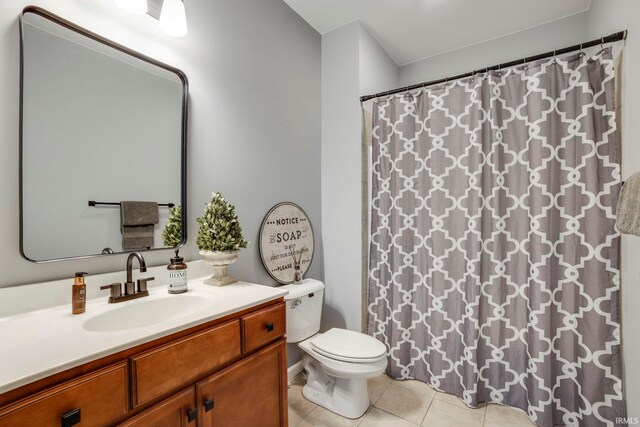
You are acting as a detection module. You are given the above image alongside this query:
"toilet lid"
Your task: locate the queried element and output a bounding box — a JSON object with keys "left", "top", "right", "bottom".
{"left": 310, "top": 328, "right": 387, "bottom": 362}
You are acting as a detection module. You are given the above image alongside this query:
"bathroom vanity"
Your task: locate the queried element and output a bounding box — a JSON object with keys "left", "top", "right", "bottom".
{"left": 0, "top": 280, "right": 288, "bottom": 426}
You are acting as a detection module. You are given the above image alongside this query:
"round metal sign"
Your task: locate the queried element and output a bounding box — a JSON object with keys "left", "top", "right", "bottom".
{"left": 259, "top": 202, "right": 314, "bottom": 284}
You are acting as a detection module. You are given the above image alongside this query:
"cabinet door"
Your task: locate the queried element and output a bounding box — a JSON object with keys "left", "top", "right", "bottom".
{"left": 196, "top": 340, "right": 287, "bottom": 427}
{"left": 118, "top": 388, "right": 196, "bottom": 427}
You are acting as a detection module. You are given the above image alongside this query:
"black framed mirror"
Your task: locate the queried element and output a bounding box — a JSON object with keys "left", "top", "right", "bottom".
{"left": 19, "top": 6, "right": 188, "bottom": 262}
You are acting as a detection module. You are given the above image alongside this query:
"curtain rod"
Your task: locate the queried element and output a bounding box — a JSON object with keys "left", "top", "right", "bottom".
{"left": 360, "top": 30, "right": 627, "bottom": 103}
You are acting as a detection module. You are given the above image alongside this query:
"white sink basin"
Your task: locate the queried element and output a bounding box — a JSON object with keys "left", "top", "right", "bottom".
{"left": 83, "top": 295, "right": 212, "bottom": 332}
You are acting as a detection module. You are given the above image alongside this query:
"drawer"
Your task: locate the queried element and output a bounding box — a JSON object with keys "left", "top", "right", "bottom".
{"left": 131, "top": 320, "right": 241, "bottom": 407}
{"left": 0, "top": 361, "right": 128, "bottom": 427}
{"left": 241, "top": 303, "right": 286, "bottom": 353}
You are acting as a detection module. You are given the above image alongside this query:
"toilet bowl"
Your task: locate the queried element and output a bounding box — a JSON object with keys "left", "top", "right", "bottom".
{"left": 299, "top": 328, "right": 387, "bottom": 418}
{"left": 282, "top": 280, "right": 388, "bottom": 419}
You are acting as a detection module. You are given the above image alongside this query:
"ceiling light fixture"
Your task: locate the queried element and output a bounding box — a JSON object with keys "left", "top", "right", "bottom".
{"left": 113, "top": 0, "right": 148, "bottom": 15}
{"left": 159, "top": 0, "right": 188, "bottom": 37}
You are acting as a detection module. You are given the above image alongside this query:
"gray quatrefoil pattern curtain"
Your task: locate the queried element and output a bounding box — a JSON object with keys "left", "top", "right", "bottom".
{"left": 367, "top": 48, "right": 624, "bottom": 427}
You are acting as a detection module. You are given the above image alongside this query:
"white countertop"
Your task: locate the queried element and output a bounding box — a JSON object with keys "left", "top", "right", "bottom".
{"left": 0, "top": 279, "right": 287, "bottom": 394}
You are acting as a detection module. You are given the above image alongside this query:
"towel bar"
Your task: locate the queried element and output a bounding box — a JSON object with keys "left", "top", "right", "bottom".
{"left": 88, "top": 201, "right": 175, "bottom": 208}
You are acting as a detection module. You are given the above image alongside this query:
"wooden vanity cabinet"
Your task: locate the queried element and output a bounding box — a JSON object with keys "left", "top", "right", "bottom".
{"left": 0, "top": 298, "right": 287, "bottom": 427}
{"left": 196, "top": 340, "right": 287, "bottom": 427}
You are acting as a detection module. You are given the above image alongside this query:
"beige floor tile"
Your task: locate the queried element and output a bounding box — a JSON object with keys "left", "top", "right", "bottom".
{"left": 392, "top": 379, "right": 438, "bottom": 399}
{"left": 289, "top": 409, "right": 304, "bottom": 427}
{"left": 421, "top": 400, "right": 484, "bottom": 427}
{"left": 368, "top": 374, "right": 393, "bottom": 404}
{"left": 288, "top": 381, "right": 317, "bottom": 423}
{"left": 360, "top": 407, "right": 419, "bottom": 427}
{"left": 433, "top": 391, "right": 486, "bottom": 415}
{"left": 297, "top": 406, "right": 367, "bottom": 427}
{"left": 374, "top": 380, "right": 435, "bottom": 424}
{"left": 485, "top": 404, "right": 537, "bottom": 427}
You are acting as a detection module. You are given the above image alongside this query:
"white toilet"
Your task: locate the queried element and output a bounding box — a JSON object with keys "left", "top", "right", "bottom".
{"left": 282, "top": 279, "right": 387, "bottom": 419}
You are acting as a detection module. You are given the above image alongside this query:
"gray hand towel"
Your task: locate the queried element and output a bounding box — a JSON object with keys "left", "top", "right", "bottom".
{"left": 120, "top": 201, "right": 159, "bottom": 226}
{"left": 616, "top": 172, "right": 640, "bottom": 235}
{"left": 122, "top": 225, "right": 155, "bottom": 250}
{"left": 121, "top": 201, "right": 159, "bottom": 250}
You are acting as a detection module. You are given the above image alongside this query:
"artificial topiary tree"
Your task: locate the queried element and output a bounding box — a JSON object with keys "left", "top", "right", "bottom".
{"left": 162, "top": 204, "right": 183, "bottom": 249}
{"left": 196, "top": 192, "right": 248, "bottom": 252}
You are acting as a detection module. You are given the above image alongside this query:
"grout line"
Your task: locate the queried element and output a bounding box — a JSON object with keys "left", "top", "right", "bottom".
{"left": 355, "top": 405, "right": 374, "bottom": 426}
{"left": 418, "top": 395, "right": 435, "bottom": 426}
{"left": 371, "top": 406, "right": 421, "bottom": 426}
{"left": 371, "top": 379, "right": 393, "bottom": 406}
{"left": 299, "top": 406, "right": 318, "bottom": 425}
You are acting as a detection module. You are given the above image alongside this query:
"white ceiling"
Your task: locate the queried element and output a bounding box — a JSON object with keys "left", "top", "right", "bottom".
{"left": 283, "top": 0, "right": 592, "bottom": 66}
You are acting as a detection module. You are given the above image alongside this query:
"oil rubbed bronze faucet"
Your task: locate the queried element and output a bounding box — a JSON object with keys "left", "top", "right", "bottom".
{"left": 100, "top": 252, "right": 154, "bottom": 303}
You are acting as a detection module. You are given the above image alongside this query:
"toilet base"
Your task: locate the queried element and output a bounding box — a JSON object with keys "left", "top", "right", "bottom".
{"left": 301, "top": 354, "right": 370, "bottom": 419}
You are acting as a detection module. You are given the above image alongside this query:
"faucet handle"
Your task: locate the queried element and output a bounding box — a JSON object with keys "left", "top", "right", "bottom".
{"left": 137, "top": 277, "right": 155, "bottom": 293}
{"left": 100, "top": 283, "right": 122, "bottom": 300}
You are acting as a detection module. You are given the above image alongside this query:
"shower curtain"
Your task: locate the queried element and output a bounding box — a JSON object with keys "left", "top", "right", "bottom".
{"left": 367, "top": 48, "right": 624, "bottom": 427}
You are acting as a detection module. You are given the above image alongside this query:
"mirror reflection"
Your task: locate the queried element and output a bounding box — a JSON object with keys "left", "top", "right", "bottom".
{"left": 20, "top": 10, "right": 187, "bottom": 262}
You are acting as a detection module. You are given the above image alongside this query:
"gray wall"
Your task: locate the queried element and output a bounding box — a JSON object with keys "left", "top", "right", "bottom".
{"left": 0, "top": 0, "right": 321, "bottom": 291}
{"left": 320, "top": 22, "right": 362, "bottom": 332}
{"left": 320, "top": 22, "right": 398, "bottom": 335}
{"left": 359, "top": 25, "right": 399, "bottom": 98}
{"left": 399, "top": 12, "right": 590, "bottom": 86}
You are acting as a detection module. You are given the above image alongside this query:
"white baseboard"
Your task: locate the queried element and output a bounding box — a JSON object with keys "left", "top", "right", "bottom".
{"left": 288, "top": 360, "right": 304, "bottom": 382}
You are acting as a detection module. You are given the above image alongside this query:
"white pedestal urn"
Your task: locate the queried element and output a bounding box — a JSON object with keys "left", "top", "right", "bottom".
{"left": 200, "top": 250, "right": 239, "bottom": 286}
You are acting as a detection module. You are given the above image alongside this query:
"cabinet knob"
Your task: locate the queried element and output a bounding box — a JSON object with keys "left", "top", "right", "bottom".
{"left": 265, "top": 322, "right": 274, "bottom": 332}
{"left": 187, "top": 408, "right": 198, "bottom": 422}
{"left": 204, "top": 398, "right": 215, "bottom": 412}
{"left": 61, "top": 408, "right": 81, "bottom": 427}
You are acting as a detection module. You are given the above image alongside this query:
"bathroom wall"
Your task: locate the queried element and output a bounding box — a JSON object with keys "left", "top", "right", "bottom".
{"left": 359, "top": 26, "right": 399, "bottom": 99}
{"left": 320, "top": 22, "right": 361, "bottom": 332}
{"left": 320, "top": 22, "right": 397, "bottom": 333}
{"left": 399, "top": 12, "right": 590, "bottom": 86}
{"left": 587, "top": 0, "right": 640, "bottom": 417}
{"left": 0, "top": 0, "right": 322, "bottom": 290}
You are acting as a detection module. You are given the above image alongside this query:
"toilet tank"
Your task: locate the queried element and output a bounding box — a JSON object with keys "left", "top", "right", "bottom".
{"left": 280, "top": 279, "right": 325, "bottom": 343}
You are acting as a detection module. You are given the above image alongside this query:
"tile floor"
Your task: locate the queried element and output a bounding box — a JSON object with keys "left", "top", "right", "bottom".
{"left": 288, "top": 372, "right": 538, "bottom": 427}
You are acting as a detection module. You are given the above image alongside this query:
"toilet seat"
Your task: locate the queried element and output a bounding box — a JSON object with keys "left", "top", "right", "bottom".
{"left": 310, "top": 328, "right": 386, "bottom": 363}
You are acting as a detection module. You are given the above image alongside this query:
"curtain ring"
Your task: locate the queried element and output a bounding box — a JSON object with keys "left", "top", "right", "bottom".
{"left": 601, "top": 37, "right": 605, "bottom": 49}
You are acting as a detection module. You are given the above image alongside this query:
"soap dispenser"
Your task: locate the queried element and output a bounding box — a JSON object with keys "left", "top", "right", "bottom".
{"left": 167, "top": 250, "right": 188, "bottom": 294}
{"left": 72, "top": 272, "right": 88, "bottom": 314}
